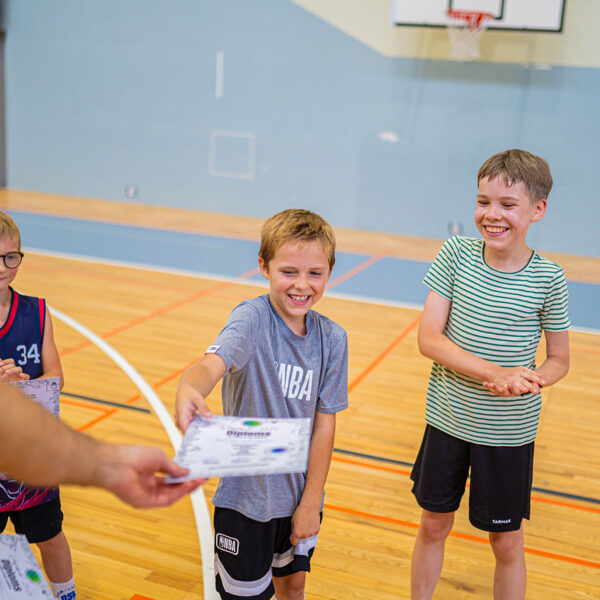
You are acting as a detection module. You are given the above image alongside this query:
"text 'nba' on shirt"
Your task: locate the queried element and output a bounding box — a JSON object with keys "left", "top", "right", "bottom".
{"left": 276, "top": 362, "right": 313, "bottom": 401}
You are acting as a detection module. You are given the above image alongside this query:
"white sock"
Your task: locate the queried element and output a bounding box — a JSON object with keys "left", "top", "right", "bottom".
{"left": 50, "top": 576, "right": 76, "bottom": 600}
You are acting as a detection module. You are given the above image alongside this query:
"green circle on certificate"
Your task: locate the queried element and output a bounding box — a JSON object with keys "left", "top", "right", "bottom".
{"left": 243, "top": 420, "right": 261, "bottom": 426}
{"left": 26, "top": 570, "right": 41, "bottom": 582}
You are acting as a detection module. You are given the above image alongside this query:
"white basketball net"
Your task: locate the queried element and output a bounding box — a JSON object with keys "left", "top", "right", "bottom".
{"left": 447, "top": 12, "right": 492, "bottom": 61}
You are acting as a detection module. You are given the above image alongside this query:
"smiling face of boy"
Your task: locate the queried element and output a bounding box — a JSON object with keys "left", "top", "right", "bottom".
{"left": 259, "top": 240, "right": 331, "bottom": 336}
{"left": 475, "top": 176, "right": 547, "bottom": 268}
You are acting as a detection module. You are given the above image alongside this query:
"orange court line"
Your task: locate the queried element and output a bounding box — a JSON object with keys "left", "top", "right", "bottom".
{"left": 332, "top": 455, "right": 412, "bottom": 477}
{"left": 59, "top": 267, "right": 260, "bottom": 358}
{"left": 129, "top": 596, "right": 155, "bottom": 600}
{"left": 61, "top": 398, "right": 118, "bottom": 432}
{"left": 324, "top": 503, "right": 600, "bottom": 570}
{"left": 61, "top": 398, "right": 110, "bottom": 413}
{"left": 126, "top": 355, "right": 206, "bottom": 404}
{"left": 570, "top": 344, "right": 600, "bottom": 355}
{"left": 327, "top": 253, "right": 388, "bottom": 290}
{"left": 61, "top": 398, "right": 117, "bottom": 432}
{"left": 348, "top": 313, "right": 422, "bottom": 393}
{"left": 529, "top": 494, "right": 600, "bottom": 514}
{"left": 77, "top": 409, "right": 118, "bottom": 432}
{"left": 27, "top": 261, "right": 199, "bottom": 294}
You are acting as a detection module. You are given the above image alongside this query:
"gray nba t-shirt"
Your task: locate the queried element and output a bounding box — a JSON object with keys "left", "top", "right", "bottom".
{"left": 207, "top": 294, "right": 348, "bottom": 522}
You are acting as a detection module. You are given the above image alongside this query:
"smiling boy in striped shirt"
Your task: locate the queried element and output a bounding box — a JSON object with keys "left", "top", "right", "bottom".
{"left": 410, "top": 149, "right": 571, "bottom": 600}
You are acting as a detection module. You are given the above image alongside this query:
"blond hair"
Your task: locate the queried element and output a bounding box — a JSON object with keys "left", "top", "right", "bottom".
{"left": 0, "top": 211, "right": 21, "bottom": 250}
{"left": 259, "top": 209, "right": 336, "bottom": 271}
{"left": 478, "top": 149, "right": 553, "bottom": 203}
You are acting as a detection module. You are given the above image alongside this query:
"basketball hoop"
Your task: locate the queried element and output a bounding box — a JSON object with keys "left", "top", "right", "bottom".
{"left": 446, "top": 10, "right": 493, "bottom": 61}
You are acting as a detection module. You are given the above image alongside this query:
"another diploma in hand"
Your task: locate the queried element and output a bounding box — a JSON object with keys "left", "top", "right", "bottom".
{"left": 0, "top": 534, "right": 54, "bottom": 598}
{"left": 167, "top": 415, "right": 311, "bottom": 481}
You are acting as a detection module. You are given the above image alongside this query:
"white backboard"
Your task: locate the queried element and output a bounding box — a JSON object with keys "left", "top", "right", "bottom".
{"left": 391, "top": 0, "right": 567, "bottom": 32}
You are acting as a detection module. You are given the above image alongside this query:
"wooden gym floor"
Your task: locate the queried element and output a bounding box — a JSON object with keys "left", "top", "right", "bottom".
{"left": 1, "top": 191, "right": 599, "bottom": 599}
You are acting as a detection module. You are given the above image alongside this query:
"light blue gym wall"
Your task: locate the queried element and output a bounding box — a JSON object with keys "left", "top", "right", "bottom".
{"left": 3, "top": 0, "right": 599, "bottom": 256}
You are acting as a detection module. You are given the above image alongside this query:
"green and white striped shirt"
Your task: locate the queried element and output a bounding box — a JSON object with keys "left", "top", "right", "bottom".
{"left": 423, "top": 236, "right": 570, "bottom": 446}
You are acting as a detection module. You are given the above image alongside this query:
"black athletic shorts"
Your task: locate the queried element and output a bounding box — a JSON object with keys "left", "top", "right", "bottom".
{"left": 0, "top": 496, "right": 64, "bottom": 543}
{"left": 214, "top": 507, "right": 321, "bottom": 600}
{"left": 410, "top": 425, "right": 534, "bottom": 532}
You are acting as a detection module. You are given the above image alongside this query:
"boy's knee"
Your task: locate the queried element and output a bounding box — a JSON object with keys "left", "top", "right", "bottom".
{"left": 419, "top": 510, "right": 454, "bottom": 542}
{"left": 489, "top": 528, "right": 524, "bottom": 562}
{"left": 274, "top": 572, "right": 306, "bottom": 600}
{"left": 35, "top": 531, "right": 63, "bottom": 549}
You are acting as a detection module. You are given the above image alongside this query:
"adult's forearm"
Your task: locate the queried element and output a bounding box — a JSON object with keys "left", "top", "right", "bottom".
{"left": 0, "top": 385, "right": 99, "bottom": 487}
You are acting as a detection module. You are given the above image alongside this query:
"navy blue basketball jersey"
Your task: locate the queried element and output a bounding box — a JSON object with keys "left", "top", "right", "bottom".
{"left": 0, "top": 288, "right": 58, "bottom": 511}
{"left": 0, "top": 289, "right": 46, "bottom": 379}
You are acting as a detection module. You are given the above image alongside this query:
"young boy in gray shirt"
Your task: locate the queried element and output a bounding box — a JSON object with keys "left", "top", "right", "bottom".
{"left": 176, "top": 209, "right": 348, "bottom": 600}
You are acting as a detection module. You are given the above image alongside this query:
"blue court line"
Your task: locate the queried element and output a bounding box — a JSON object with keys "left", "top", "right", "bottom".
{"left": 61, "top": 391, "right": 152, "bottom": 413}
{"left": 9, "top": 210, "right": 600, "bottom": 330}
{"left": 333, "top": 448, "right": 600, "bottom": 506}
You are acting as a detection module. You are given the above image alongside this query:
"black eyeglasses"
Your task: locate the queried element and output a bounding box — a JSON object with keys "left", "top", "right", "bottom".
{"left": 0, "top": 252, "right": 24, "bottom": 269}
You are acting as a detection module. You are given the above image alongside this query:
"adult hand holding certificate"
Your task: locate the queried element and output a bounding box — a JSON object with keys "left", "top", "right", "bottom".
{"left": 167, "top": 415, "right": 311, "bottom": 481}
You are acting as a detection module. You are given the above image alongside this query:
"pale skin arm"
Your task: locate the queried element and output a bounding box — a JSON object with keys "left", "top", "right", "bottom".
{"left": 485, "top": 329, "right": 569, "bottom": 391}
{"left": 0, "top": 307, "right": 64, "bottom": 386}
{"left": 40, "top": 307, "right": 64, "bottom": 389}
{"left": 290, "top": 411, "right": 336, "bottom": 545}
{"left": 0, "top": 385, "right": 205, "bottom": 508}
{"left": 419, "top": 290, "right": 545, "bottom": 396}
{"left": 175, "top": 353, "right": 227, "bottom": 431}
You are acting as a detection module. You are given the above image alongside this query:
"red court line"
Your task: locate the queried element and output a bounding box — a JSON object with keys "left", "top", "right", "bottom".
{"left": 129, "top": 595, "right": 155, "bottom": 600}
{"left": 59, "top": 267, "right": 259, "bottom": 358}
{"left": 332, "top": 455, "right": 600, "bottom": 514}
{"left": 327, "top": 253, "right": 388, "bottom": 291}
{"left": 348, "top": 313, "right": 422, "bottom": 393}
{"left": 324, "top": 503, "right": 600, "bottom": 570}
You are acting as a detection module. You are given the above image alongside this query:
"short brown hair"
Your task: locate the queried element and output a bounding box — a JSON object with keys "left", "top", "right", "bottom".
{"left": 0, "top": 211, "right": 21, "bottom": 250}
{"left": 259, "top": 209, "right": 336, "bottom": 271}
{"left": 478, "top": 149, "right": 553, "bottom": 203}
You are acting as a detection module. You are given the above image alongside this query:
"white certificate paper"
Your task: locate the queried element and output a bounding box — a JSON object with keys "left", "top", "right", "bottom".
{"left": 168, "top": 415, "right": 311, "bottom": 481}
{"left": 0, "top": 535, "right": 53, "bottom": 598}
{"left": 11, "top": 378, "right": 60, "bottom": 417}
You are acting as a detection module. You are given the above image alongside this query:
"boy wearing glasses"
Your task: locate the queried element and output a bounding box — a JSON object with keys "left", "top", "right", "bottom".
{"left": 0, "top": 211, "right": 77, "bottom": 600}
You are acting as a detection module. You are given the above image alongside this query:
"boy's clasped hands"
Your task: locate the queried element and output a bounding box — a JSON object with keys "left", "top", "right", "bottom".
{"left": 483, "top": 365, "right": 545, "bottom": 397}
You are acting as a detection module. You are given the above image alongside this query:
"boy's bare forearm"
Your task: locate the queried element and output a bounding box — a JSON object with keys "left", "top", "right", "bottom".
{"left": 535, "top": 330, "right": 570, "bottom": 387}
{"left": 535, "top": 356, "right": 569, "bottom": 387}
{"left": 298, "top": 412, "right": 335, "bottom": 510}
{"left": 179, "top": 356, "right": 225, "bottom": 399}
{"left": 419, "top": 332, "right": 500, "bottom": 382}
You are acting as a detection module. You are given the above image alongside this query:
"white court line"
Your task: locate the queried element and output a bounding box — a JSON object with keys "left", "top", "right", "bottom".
{"left": 49, "top": 306, "right": 219, "bottom": 600}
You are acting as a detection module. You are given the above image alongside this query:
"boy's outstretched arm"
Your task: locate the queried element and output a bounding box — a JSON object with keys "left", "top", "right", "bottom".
{"left": 290, "top": 411, "right": 336, "bottom": 545}
{"left": 175, "top": 353, "right": 226, "bottom": 431}
{"left": 419, "top": 290, "right": 544, "bottom": 396}
{"left": 40, "top": 308, "right": 65, "bottom": 389}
